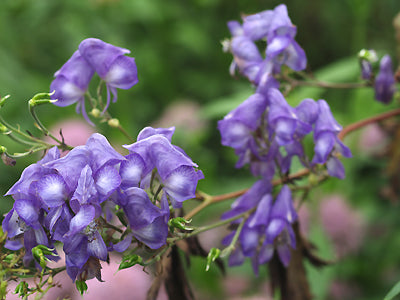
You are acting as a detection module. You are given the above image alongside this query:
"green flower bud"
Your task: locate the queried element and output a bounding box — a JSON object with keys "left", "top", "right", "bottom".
{"left": 91, "top": 108, "right": 101, "bottom": 118}
{"left": 206, "top": 248, "right": 221, "bottom": 271}
{"left": 168, "top": 217, "right": 194, "bottom": 233}
{"left": 119, "top": 254, "right": 143, "bottom": 270}
{"left": 107, "top": 118, "right": 120, "bottom": 128}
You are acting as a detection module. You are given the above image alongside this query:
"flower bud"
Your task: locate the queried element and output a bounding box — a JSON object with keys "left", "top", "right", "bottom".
{"left": 91, "top": 108, "right": 101, "bottom": 118}
{"left": 206, "top": 248, "right": 221, "bottom": 271}
{"left": 107, "top": 118, "right": 120, "bottom": 128}
{"left": 118, "top": 254, "right": 143, "bottom": 270}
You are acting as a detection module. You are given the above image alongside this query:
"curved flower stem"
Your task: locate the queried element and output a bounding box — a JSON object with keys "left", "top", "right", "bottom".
{"left": 185, "top": 168, "right": 311, "bottom": 220}
{"left": 337, "top": 107, "right": 400, "bottom": 140}
{"left": 220, "top": 215, "right": 247, "bottom": 258}
{"left": 29, "top": 104, "right": 63, "bottom": 145}
{"left": 174, "top": 207, "right": 255, "bottom": 244}
{"left": 287, "top": 78, "right": 369, "bottom": 89}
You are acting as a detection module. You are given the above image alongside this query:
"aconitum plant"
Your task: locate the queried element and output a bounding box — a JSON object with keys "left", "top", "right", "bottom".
{"left": 0, "top": 4, "right": 399, "bottom": 300}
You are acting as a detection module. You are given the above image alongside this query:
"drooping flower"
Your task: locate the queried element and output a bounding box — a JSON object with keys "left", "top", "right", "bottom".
{"left": 78, "top": 38, "right": 139, "bottom": 113}
{"left": 374, "top": 55, "right": 396, "bottom": 104}
{"left": 50, "top": 38, "right": 139, "bottom": 124}
{"left": 222, "top": 183, "right": 297, "bottom": 274}
{"left": 50, "top": 51, "right": 95, "bottom": 124}
{"left": 312, "top": 100, "right": 352, "bottom": 178}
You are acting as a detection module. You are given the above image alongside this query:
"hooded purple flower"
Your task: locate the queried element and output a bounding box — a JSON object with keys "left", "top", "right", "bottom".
{"left": 79, "top": 38, "right": 138, "bottom": 113}
{"left": 222, "top": 183, "right": 297, "bottom": 274}
{"left": 312, "top": 100, "right": 352, "bottom": 178}
{"left": 374, "top": 55, "right": 396, "bottom": 104}
{"left": 226, "top": 4, "right": 306, "bottom": 89}
{"left": 51, "top": 51, "right": 95, "bottom": 124}
{"left": 3, "top": 133, "right": 125, "bottom": 281}
{"left": 50, "top": 38, "right": 138, "bottom": 124}
{"left": 123, "top": 127, "right": 204, "bottom": 209}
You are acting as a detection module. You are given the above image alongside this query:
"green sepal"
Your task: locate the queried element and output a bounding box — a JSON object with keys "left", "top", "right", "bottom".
{"left": 205, "top": 247, "right": 221, "bottom": 271}
{"left": 75, "top": 280, "right": 88, "bottom": 296}
{"left": 14, "top": 281, "right": 29, "bottom": 297}
{"left": 31, "top": 245, "right": 57, "bottom": 269}
{"left": 119, "top": 254, "right": 143, "bottom": 270}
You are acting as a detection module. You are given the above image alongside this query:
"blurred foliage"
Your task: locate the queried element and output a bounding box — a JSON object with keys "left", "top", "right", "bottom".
{"left": 0, "top": 0, "right": 400, "bottom": 299}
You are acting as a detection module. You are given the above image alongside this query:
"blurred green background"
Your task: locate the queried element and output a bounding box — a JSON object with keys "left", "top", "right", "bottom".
{"left": 1, "top": 0, "right": 400, "bottom": 299}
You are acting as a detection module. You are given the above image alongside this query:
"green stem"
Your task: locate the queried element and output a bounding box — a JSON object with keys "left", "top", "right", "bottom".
{"left": 29, "top": 105, "right": 63, "bottom": 145}
{"left": 220, "top": 215, "right": 247, "bottom": 258}
{"left": 170, "top": 207, "right": 255, "bottom": 244}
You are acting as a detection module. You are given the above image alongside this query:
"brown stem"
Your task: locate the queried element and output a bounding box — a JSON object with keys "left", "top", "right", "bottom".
{"left": 338, "top": 107, "right": 400, "bottom": 140}
{"left": 186, "top": 108, "right": 400, "bottom": 220}
{"left": 289, "top": 78, "right": 369, "bottom": 89}
{"left": 269, "top": 222, "right": 313, "bottom": 300}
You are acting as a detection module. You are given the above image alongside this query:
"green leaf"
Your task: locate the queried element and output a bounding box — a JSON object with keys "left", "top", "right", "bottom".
{"left": 384, "top": 280, "right": 400, "bottom": 300}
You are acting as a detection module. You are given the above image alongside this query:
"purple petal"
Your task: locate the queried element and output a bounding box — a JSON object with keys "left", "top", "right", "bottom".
{"left": 36, "top": 174, "right": 69, "bottom": 208}
{"left": 94, "top": 164, "right": 121, "bottom": 201}
{"left": 131, "top": 215, "right": 168, "bottom": 249}
{"left": 314, "top": 100, "right": 342, "bottom": 134}
{"left": 2, "top": 209, "right": 24, "bottom": 238}
{"left": 326, "top": 156, "right": 346, "bottom": 179}
{"left": 137, "top": 126, "right": 175, "bottom": 142}
{"left": 46, "top": 146, "right": 90, "bottom": 191}
{"left": 248, "top": 194, "right": 273, "bottom": 228}
{"left": 312, "top": 131, "right": 336, "bottom": 164}
{"left": 163, "top": 166, "right": 203, "bottom": 206}
{"left": 78, "top": 38, "right": 130, "bottom": 78}
{"left": 375, "top": 55, "right": 396, "bottom": 104}
{"left": 85, "top": 133, "right": 125, "bottom": 172}
{"left": 120, "top": 153, "right": 146, "bottom": 188}
{"left": 53, "top": 51, "right": 94, "bottom": 89}
{"left": 123, "top": 187, "right": 163, "bottom": 228}
{"left": 270, "top": 185, "right": 297, "bottom": 223}
{"left": 67, "top": 205, "right": 95, "bottom": 237}
{"left": 112, "top": 233, "right": 133, "bottom": 252}
{"left": 14, "top": 199, "right": 39, "bottom": 229}
{"left": 240, "top": 225, "right": 261, "bottom": 256}
{"left": 104, "top": 55, "right": 138, "bottom": 89}
{"left": 71, "top": 165, "right": 97, "bottom": 211}
{"left": 87, "top": 231, "right": 108, "bottom": 261}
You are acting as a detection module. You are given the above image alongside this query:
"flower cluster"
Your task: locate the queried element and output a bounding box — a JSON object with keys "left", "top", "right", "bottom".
{"left": 50, "top": 38, "right": 138, "bottom": 124}
{"left": 219, "top": 4, "right": 351, "bottom": 272}
{"left": 226, "top": 4, "right": 306, "bottom": 94}
{"left": 222, "top": 182, "right": 297, "bottom": 274}
{"left": 2, "top": 127, "right": 203, "bottom": 282}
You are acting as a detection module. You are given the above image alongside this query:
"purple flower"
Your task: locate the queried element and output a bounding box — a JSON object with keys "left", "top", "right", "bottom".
{"left": 226, "top": 4, "right": 307, "bottom": 88}
{"left": 312, "top": 100, "right": 352, "bottom": 178}
{"left": 50, "top": 38, "right": 138, "bottom": 124}
{"left": 51, "top": 51, "right": 95, "bottom": 124}
{"left": 123, "top": 127, "right": 203, "bottom": 209}
{"left": 79, "top": 38, "right": 138, "bottom": 113}
{"left": 222, "top": 183, "right": 297, "bottom": 274}
{"left": 267, "top": 88, "right": 311, "bottom": 145}
{"left": 374, "top": 55, "right": 396, "bottom": 104}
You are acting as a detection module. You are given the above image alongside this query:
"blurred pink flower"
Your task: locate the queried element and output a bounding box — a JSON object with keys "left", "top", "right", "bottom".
{"left": 45, "top": 119, "right": 96, "bottom": 155}
{"left": 153, "top": 100, "right": 207, "bottom": 133}
{"left": 329, "top": 280, "right": 361, "bottom": 300}
{"left": 319, "top": 195, "right": 366, "bottom": 258}
{"left": 358, "top": 123, "right": 387, "bottom": 155}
